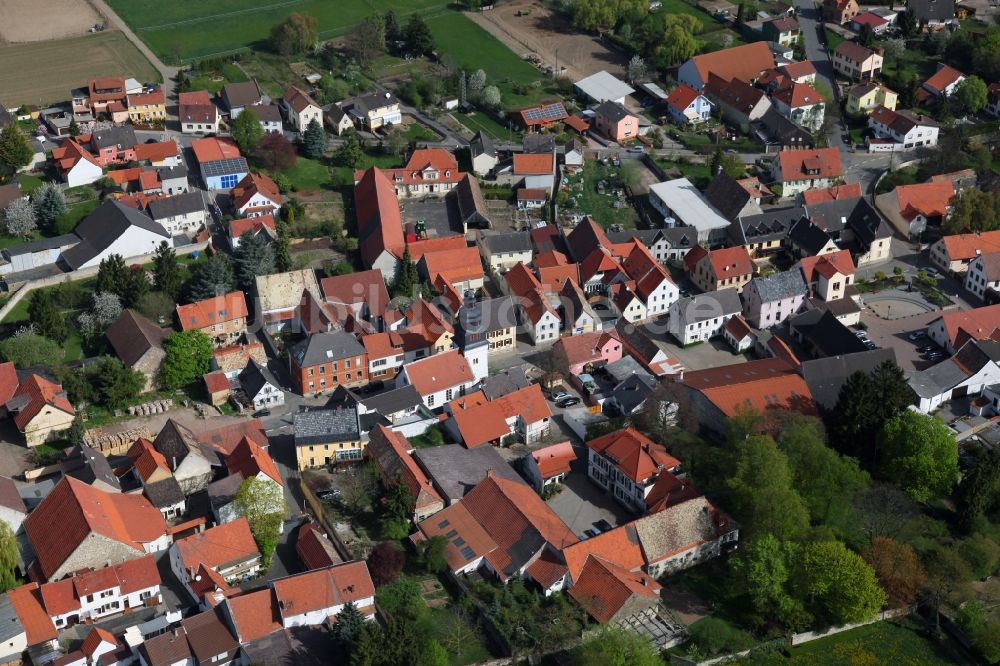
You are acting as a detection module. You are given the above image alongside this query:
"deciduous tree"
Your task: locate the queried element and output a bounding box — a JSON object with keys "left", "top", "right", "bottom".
{"left": 78, "top": 292, "right": 123, "bottom": 341}
{"left": 861, "top": 536, "right": 926, "bottom": 607}
{"left": 270, "top": 12, "right": 318, "bottom": 55}
{"left": 878, "top": 410, "right": 959, "bottom": 502}
{"left": 956, "top": 75, "right": 988, "bottom": 115}
{"left": 234, "top": 476, "right": 287, "bottom": 567}
{"left": 0, "top": 522, "right": 19, "bottom": 592}
{"left": 367, "top": 541, "right": 405, "bottom": 586}
{"left": 161, "top": 330, "right": 213, "bottom": 388}
{"left": 732, "top": 534, "right": 808, "bottom": 629}
{"left": 945, "top": 188, "right": 999, "bottom": 235}
{"left": 726, "top": 435, "right": 810, "bottom": 540}
{"left": 3, "top": 198, "right": 36, "bottom": 237}
{"left": 957, "top": 447, "right": 1000, "bottom": 532}
{"left": 0, "top": 124, "right": 32, "bottom": 176}
{"left": 0, "top": 332, "right": 62, "bottom": 368}
{"left": 230, "top": 107, "right": 263, "bottom": 152}
{"left": 574, "top": 627, "right": 662, "bottom": 666}
{"left": 481, "top": 85, "right": 502, "bottom": 110}
{"left": 794, "top": 540, "right": 886, "bottom": 624}
{"left": 255, "top": 132, "right": 298, "bottom": 171}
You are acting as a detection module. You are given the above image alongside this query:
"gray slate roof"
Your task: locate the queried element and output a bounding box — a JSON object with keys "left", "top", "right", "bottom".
{"left": 604, "top": 356, "right": 653, "bottom": 384}
{"left": 748, "top": 270, "right": 807, "bottom": 303}
{"left": 0, "top": 595, "right": 23, "bottom": 644}
{"left": 413, "top": 444, "right": 526, "bottom": 504}
{"left": 908, "top": 341, "right": 1000, "bottom": 399}
{"left": 705, "top": 173, "right": 758, "bottom": 222}
{"left": 290, "top": 331, "right": 366, "bottom": 368}
{"left": 238, "top": 359, "right": 280, "bottom": 400}
{"left": 157, "top": 164, "right": 189, "bottom": 180}
{"left": 61, "top": 199, "right": 169, "bottom": 270}
{"left": 471, "top": 131, "right": 495, "bottom": 158}
{"left": 358, "top": 384, "right": 423, "bottom": 415}
{"left": 675, "top": 288, "right": 743, "bottom": 323}
{"left": 608, "top": 229, "right": 664, "bottom": 248}
{"left": 144, "top": 476, "right": 186, "bottom": 508}
{"left": 760, "top": 107, "right": 812, "bottom": 146}
{"left": 294, "top": 407, "right": 361, "bottom": 446}
{"left": 731, "top": 206, "right": 804, "bottom": 246}
{"left": 147, "top": 191, "right": 204, "bottom": 221}
{"left": 608, "top": 373, "right": 658, "bottom": 415}
{"left": 799, "top": 348, "right": 897, "bottom": 410}
{"left": 480, "top": 367, "right": 531, "bottom": 400}
{"left": 91, "top": 126, "right": 137, "bottom": 150}
{"left": 482, "top": 231, "right": 532, "bottom": 255}
{"left": 788, "top": 218, "right": 834, "bottom": 255}
{"left": 65, "top": 443, "right": 120, "bottom": 491}
{"left": 595, "top": 100, "right": 633, "bottom": 123}
{"left": 3, "top": 233, "right": 79, "bottom": 257}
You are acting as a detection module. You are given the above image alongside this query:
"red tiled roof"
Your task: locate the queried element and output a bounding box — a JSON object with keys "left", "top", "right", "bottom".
{"left": 0, "top": 362, "right": 17, "bottom": 406}
{"left": 295, "top": 522, "right": 341, "bottom": 571}
{"left": 271, "top": 562, "right": 375, "bottom": 618}
{"left": 587, "top": 427, "right": 680, "bottom": 485}
{"left": 562, "top": 521, "right": 647, "bottom": 582}
{"left": 687, "top": 41, "right": 775, "bottom": 86}
{"left": 231, "top": 172, "right": 283, "bottom": 211}
{"left": 516, "top": 188, "right": 547, "bottom": 201}
{"left": 777, "top": 147, "right": 842, "bottom": 181}
{"left": 802, "top": 183, "right": 862, "bottom": 205}
{"left": 504, "top": 263, "right": 557, "bottom": 322}
{"left": 555, "top": 329, "right": 622, "bottom": 370}
{"left": 403, "top": 350, "right": 474, "bottom": 395}
{"left": 724, "top": 314, "right": 754, "bottom": 341}
{"left": 176, "top": 291, "right": 248, "bottom": 331}
{"left": 375, "top": 149, "right": 464, "bottom": 187}
{"left": 10, "top": 374, "right": 74, "bottom": 431}
{"left": 564, "top": 115, "right": 590, "bottom": 132}
{"left": 935, "top": 304, "right": 1000, "bottom": 346}
{"left": 319, "top": 268, "right": 390, "bottom": 317}
{"left": 834, "top": 41, "right": 879, "bottom": 65}
{"left": 799, "top": 249, "right": 856, "bottom": 282}
{"left": 526, "top": 549, "right": 568, "bottom": 589}
{"left": 773, "top": 82, "right": 823, "bottom": 108}
{"left": 448, "top": 384, "right": 552, "bottom": 448}
{"left": 852, "top": 11, "right": 888, "bottom": 27}
{"left": 356, "top": 167, "right": 404, "bottom": 267}
{"left": 41, "top": 555, "right": 160, "bottom": 618}
{"left": 51, "top": 139, "right": 99, "bottom": 175}
{"left": 82, "top": 627, "right": 117, "bottom": 657}
{"left": 174, "top": 518, "right": 259, "bottom": 575}
{"left": 25, "top": 477, "right": 166, "bottom": 580}
{"left": 407, "top": 234, "right": 468, "bottom": 262}
{"left": 531, "top": 441, "right": 577, "bottom": 479}
{"left": 193, "top": 418, "right": 268, "bottom": 457}
{"left": 134, "top": 140, "right": 177, "bottom": 163}
{"left": 895, "top": 181, "right": 954, "bottom": 221}
{"left": 939, "top": 230, "right": 1000, "bottom": 262}
{"left": 127, "top": 437, "right": 170, "bottom": 482}
{"left": 225, "top": 589, "right": 282, "bottom": 642}
{"left": 191, "top": 137, "right": 241, "bottom": 163}
{"left": 923, "top": 65, "right": 964, "bottom": 95}
{"left": 567, "top": 555, "right": 661, "bottom": 624}
{"left": 513, "top": 153, "right": 554, "bottom": 176}
{"left": 8, "top": 583, "right": 57, "bottom": 644}
{"left": 666, "top": 83, "right": 701, "bottom": 111}
{"left": 204, "top": 371, "right": 231, "bottom": 396}
{"left": 780, "top": 60, "right": 817, "bottom": 80}
{"left": 683, "top": 358, "right": 817, "bottom": 418}
{"left": 282, "top": 85, "right": 319, "bottom": 114}
{"left": 421, "top": 246, "right": 484, "bottom": 286}
{"left": 226, "top": 437, "right": 282, "bottom": 485}
{"left": 181, "top": 91, "right": 212, "bottom": 106}
{"left": 644, "top": 472, "right": 702, "bottom": 513}
{"left": 705, "top": 246, "right": 753, "bottom": 280}
{"left": 229, "top": 214, "right": 276, "bottom": 241}
{"left": 416, "top": 502, "right": 497, "bottom": 571}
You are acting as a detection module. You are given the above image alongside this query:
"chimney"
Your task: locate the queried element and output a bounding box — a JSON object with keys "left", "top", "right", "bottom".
{"left": 485, "top": 467, "right": 493, "bottom": 478}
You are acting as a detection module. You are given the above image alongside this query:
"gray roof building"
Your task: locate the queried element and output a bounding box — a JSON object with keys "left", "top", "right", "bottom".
{"left": 238, "top": 360, "right": 281, "bottom": 401}
{"left": 471, "top": 131, "right": 495, "bottom": 159}
{"left": 61, "top": 199, "right": 169, "bottom": 270}
{"left": 908, "top": 0, "right": 954, "bottom": 22}
{"left": 63, "top": 443, "right": 121, "bottom": 491}
{"left": 144, "top": 476, "right": 186, "bottom": 509}
{"left": 221, "top": 80, "right": 264, "bottom": 112}
{"left": 91, "top": 126, "right": 137, "bottom": 150}
{"left": 595, "top": 100, "right": 633, "bottom": 123}
{"left": 705, "top": 173, "right": 762, "bottom": 222}
{"left": 606, "top": 373, "right": 658, "bottom": 416}
{"left": 294, "top": 407, "right": 362, "bottom": 446}
{"left": 414, "top": 444, "right": 526, "bottom": 504}
{"left": 290, "top": 331, "right": 366, "bottom": 368}
{"left": 480, "top": 367, "right": 532, "bottom": 400}
{"left": 806, "top": 197, "right": 892, "bottom": 253}
{"left": 481, "top": 231, "right": 532, "bottom": 256}
{"left": 790, "top": 309, "right": 868, "bottom": 358}
{"left": 730, "top": 206, "right": 804, "bottom": 247}
{"left": 799, "top": 348, "right": 897, "bottom": 410}
{"left": 747, "top": 270, "right": 808, "bottom": 303}
{"left": 326, "top": 384, "right": 423, "bottom": 418}
{"left": 604, "top": 356, "right": 653, "bottom": 384}
{"left": 788, "top": 218, "right": 835, "bottom": 256}
{"left": 255, "top": 104, "right": 283, "bottom": 124}
{"left": 147, "top": 191, "right": 204, "bottom": 221}
{"left": 759, "top": 107, "right": 812, "bottom": 148}
{"left": 3, "top": 233, "right": 79, "bottom": 258}
{"left": 674, "top": 288, "right": 743, "bottom": 324}
{"left": 156, "top": 164, "right": 189, "bottom": 181}
{"left": 909, "top": 340, "right": 1000, "bottom": 401}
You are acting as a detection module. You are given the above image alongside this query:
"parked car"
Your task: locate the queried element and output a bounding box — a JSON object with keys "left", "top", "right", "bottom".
{"left": 629, "top": 145, "right": 645, "bottom": 154}
{"left": 917, "top": 344, "right": 938, "bottom": 354}
{"left": 924, "top": 351, "right": 946, "bottom": 361}
{"left": 550, "top": 391, "right": 571, "bottom": 402}
{"left": 556, "top": 397, "right": 581, "bottom": 408}
{"left": 317, "top": 488, "right": 341, "bottom": 500}
{"left": 922, "top": 266, "right": 939, "bottom": 276}
{"left": 865, "top": 341, "right": 878, "bottom": 350}
{"left": 908, "top": 330, "right": 927, "bottom": 341}
{"left": 854, "top": 330, "right": 869, "bottom": 339}
{"left": 253, "top": 409, "right": 271, "bottom": 418}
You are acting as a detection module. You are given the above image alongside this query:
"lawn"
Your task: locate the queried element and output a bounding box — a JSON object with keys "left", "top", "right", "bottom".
{"left": 55, "top": 199, "right": 101, "bottom": 235}
{"left": 187, "top": 63, "right": 248, "bottom": 94}
{"left": 16, "top": 174, "right": 45, "bottom": 194}
{"left": 745, "top": 620, "right": 969, "bottom": 665}
{"left": 108, "top": 0, "right": 452, "bottom": 63}
{"left": 0, "top": 31, "right": 161, "bottom": 107}
{"left": 824, "top": 28, "right": 845, "bottom": 50}
{"left": 657, "top": 159, "right": 713, "bottom": 189}
{"left": 452, "top": 110, "right": 522, "bottom": 142}
{"left": 401, "top": 121, "right": 441, "bottom": 143}
{"left": 280, "top": 157, "right": 331, "bottom": 191}
{"left": 566, "top": 160, "right": 640, "bottom": 230}
{"left": 426, "top": 12, "right": 557, "bottom": 108}
{"left": 648, "top": 0, "right": 718, "bottom": 30}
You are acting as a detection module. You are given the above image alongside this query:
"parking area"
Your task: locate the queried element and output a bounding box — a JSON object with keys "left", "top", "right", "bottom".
{"left": 859, "top": 307, "right": 945, "bottom": 373}
{"left": 638, "top": 319, "right": 750, "bottom": 371}
{"left": 545, "top": 455, "right": 634, "bottom": 537}
{"left": 399, "top": 198, "right": 462, "bottom": 238}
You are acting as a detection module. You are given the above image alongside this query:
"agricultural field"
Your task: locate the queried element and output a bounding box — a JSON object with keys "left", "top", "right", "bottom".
{"left": 0, "top": 31, "right": 161, "bottom": 107}
{"left": 107, "top": 0, "right": 452, "bottom": 63}
{"left": 0, "top": 0, "right": 102, "bottom": 43}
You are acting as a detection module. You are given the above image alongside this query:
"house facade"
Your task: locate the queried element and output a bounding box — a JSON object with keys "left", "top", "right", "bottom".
{"left": 846, "top": 82, "right": 898, "bottom": 115}
{"left": 175, "top": 292, "right": 248, "bottom": 348}
{"left": 667, "top": 289, "right": 743, "bottom": 345}
{"left": 666, "top": 84, "right": 714, "bottom": 125}
{"left": 281, "top": 86, "right": 323, "bottom": 132}
{"left": 742, "top": 271, "right": 808, "bottom": 328}
{"left": 965, "top": 253, "right": 1000, "bottom": 301}
{"left": 289, "top": 331, "right": 369, "bottom": 396}
{"left": 867, "top": 106, "right": 940, "bottom": 150}
{"left": 832, "top": 42, "right": 883, "bottom": 81}
{"left": 585, "top": 428, "right": 681, "bottom": 513}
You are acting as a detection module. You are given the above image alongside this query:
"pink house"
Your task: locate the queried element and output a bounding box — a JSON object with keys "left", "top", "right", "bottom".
{"left": 83, "top": 127, "right": 138, "bottom": 167}
{"left": 742, "top": 270, "right": 808, "bottom": 329}
{"left": 593, "top": 101, "right": 640, "bottom": 143}
{"left": 552, "top": 330, "right": 623, "bottom": 376}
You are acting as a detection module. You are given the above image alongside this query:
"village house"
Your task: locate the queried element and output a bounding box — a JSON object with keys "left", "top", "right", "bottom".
{"left": 85, "top": 76, "right": 127, "bottom": 117}
{"left": 703, "top": 76, "right": 772, "bottom": 126}
{"left": 648, "top": 178, "right": 732, "bottom": 246}
{"left": 665, "top": 84, "right": 714, "bottom": 124}
{"left": 851, "top": 11, "right": 890, "bottom": 34}
{"left": 876, "top": 180, "right": 954, "bottom": 238}
{"left": 771, "top": 148, "right": 843, "bottom": 198}
{"left": 684, "top": 245, "right": 755, "bottom": 292}
{"left": 523, "top": 441, "right": 577, "bottom": 491}
{"left": 918, "top": 64, "right": 965, "bottom": 103}
{"left": 396, "top": 349, "right": 477, "bottom": 410}
{"left": 553, "top": 330, "right": 624, "bottom": 377}
{"left": 254, "top": 104, "right": 283, "bottom": 134}
{"left": 909, "top": 339, "right": 1000, "bottom": 412}
{"left": 127, "top": 89, "right": 166, "bottom": 124}
{"left": 220, "top": 80, "right": 265, "bottom": 118}
{"left": 146, "top": 192, "right": 207, "bottom": 236}
{"left": 832, "top": 42, "right": 883, "bottom": 81}
{"left": 728, "top": 206, "right": 802, "bottom": 258}
{"left": 931, "top": 230, "right": 1000, "bottom": 275}
{"left": 346, "top": 90, "right": 402, "bottom": 130}
{"left": 0, "top": 475, "right": 26, "bottom": 535}
{"left": 192, "top": 137, "right": 248, "bottom": 191}
{"left": 677, "top": 41, "right": 776, "bottom": 90}
{"left": 586, "top": 427, "right": 682, "bottom": 513}
{"left": 723, "top": 314, "right": 756, "bottom": 352}
{"left": 2, "top": 372, "right": 75, "bottom": 447}
{"left": 443, "top": 384, "right": 552, "bottom": 448}
{"left": 367, "top": 425, "right": 445, "bottom": 521}
{"left": 281, "top": 85, "right": 323, "bottom": 132}
{"left": 39, "top": 555, "right": 161, "bottom": 628}
{"left": 105, "top": 310, "right": 168, "bottom": 392}
{"left": 152, "top": 419, "right": 222, "bottom": 494}
{"left": 170, "top": 519, "right": 261, "bottom": 601}
{"left": 798, "top": 249, "right": 861, "bottom": 326}
{"left": 926, "top": 304, "right": 1000, "bottom": 352}
{"left": 230, "top": 172, "right": 283, "bottom": 218}
{"left": 50, "top": 139, "right": 103, "bottom": 188}
{"left": 229, "top": 214, "right": 276, "bottom": 249}
{"left": 742, "top": 270, "right": 809, "bottom": 328}
{"left": 293, "top": 406, "right": 365, "bottom": 469}
{"left": 479, "top": 231, "right": 534, "bottom": 273}
{"left": 771, "top": 82, "right": 825, "bottom": 132}
{"left": 667, "top": 289, "right": 743, "bottom": 345}
{"left": 470, "top": 131, "right": 498, "bottom": 176}
{"left": 867, "top": 106, "right": 940, "bottom": 151}
{"left": 270, "top": 562, "right": 376, "bottom": 627}
{"left": 823, "top": 0, "right": 860, "bottom": 24}
{"left": 801, "top": 196, "right": 893, "bottom": 266}
{"left": 238, "top": 360, "right": 284, "bottom": 411}
{"left": 137, "top": 607, "right": 239, "bottom": 666}
{"left": 503, "top": 263, "right": 561, "bottom": 345}
{"left": 846, "top": 82, "right": 898, "bottom": 115}
{"left": 254, "top": 268, "right": 322, "bottom": 332}
{"left": 593, "top": 101, "right": 640, "bottom": 142}
{"left": 635, "top": 496, "right": 739, "bottom": 577}
{"left": 289, "top": 330, "right": 368, "bottom": 396}
{"left": 762, "top": 16, "right": 800, "bottom": 44}
{"left": 179, "top": 91, "right": 220, "bottom": 134}
{"left": 512, "top": 152, "right": 556, "bottom": 193}
{"left": 25, "top": 477, "right": 169, "bottom": 581}
{"left": 175, "top": 291, "right": 248, "bottom": 348}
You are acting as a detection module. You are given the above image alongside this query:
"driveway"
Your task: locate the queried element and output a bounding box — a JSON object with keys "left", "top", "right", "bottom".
{"left": 545, "top": 445, "right": 633, "bottom": 536}
{"left": 793, "top": 0, "right": 843, "bottom": 147}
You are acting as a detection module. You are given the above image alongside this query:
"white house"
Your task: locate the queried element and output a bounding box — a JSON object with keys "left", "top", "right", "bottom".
{"left": 0, "top": 477, "right": 26, "bottom": 535}
{"left": 51, "top": 139, "right": 103, "bottom": 188}
{"left": 471, "top": 132, "right": 498, "bottom": 176}
{"left": 43, "top": 556, "right": 162, "bottom": 629}
{"left": 965, "top": 252, "right": 1000, "bottom": 302}
{"left": 170, "top": 519, "right": 261, "bottom": 601}
{"left": 238, "top": 360, "right": 285, "bottom": 411}
{"left": 868, "top": 106, "right": 940, "bottom": 151}
{"left": 478, "top": 231, "right": 534, "bottom": 272}
{"left": 648, "top": 178, "right": 731, "bottom": 246}
{"left": 281, "top": 86, "right": 323, "bottom": 132}
{"left": 666, "top": 84, "right": 714, "bottom": 125}
{"left": 231, "top": 172, "right": 283, "bottom": 218}
{"left": 396, "top": 350, "right": 478, "bottom": 410}
{"left": 60, "top": 200, "right": 172, "bottom": 271}
{"left": 667, "top": 289, "right": 743, "bottom": 345}
{"left": 503, "top": 263, "right": 562, "bottom": 345}
{"left": 146, "top": 192, "right": 207, "bottom": 236}
{"left": 771, "top": 82, "right": 825, "bottom": 132}
{"left": 909, "top": 339, "right": 1000, "bottom": 412}
{"left": 586, "top": 427, "right": 680, "bottom": 513}
{"left": 771, "top": 148, "right": 843, "bottom": 199}
{"left": 271, "top": 562, "right": 376, "bottom": 627}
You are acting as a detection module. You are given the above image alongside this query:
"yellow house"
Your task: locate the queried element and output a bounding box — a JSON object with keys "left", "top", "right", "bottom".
{"left": 846, "top": 82, "right": 897, "bottom": 116}
{"left": 127, "top": 90, "right": 167, "bottom": 123}
{"left": 4, "top": 372, "right": 75, "bottom": 447}
{"left": 293, "top": 408, "right": 367, "bottom": 470}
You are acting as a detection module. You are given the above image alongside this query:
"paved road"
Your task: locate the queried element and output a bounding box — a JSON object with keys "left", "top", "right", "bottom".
{"left": 88, "top": 0, "right": 180, "bottom": 107}
{"left": 794, "top": 0, "right": 843, "bottom": 147}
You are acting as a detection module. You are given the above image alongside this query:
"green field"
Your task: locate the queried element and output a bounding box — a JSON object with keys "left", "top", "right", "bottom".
{"left": 108, "top": 0, "right": 452, "bottom": 63}
{"left": 280, "top": 157, "right": 331, "bottom": 191}
{"left": 426, "top": 12, "right": 555, "bottom": 107}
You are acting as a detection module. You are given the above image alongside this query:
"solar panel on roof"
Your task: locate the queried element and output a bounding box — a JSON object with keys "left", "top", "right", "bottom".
{"left": 522, "top": 102, "right": 566, "bottom": 122}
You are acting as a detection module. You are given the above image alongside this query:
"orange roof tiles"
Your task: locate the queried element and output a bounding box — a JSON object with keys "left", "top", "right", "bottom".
{"left": 417, "top": 502, "right": 498, "bottom": 571}
{"left": 567, "top": 555, "right": 661, "bottom": 624}
{"left": 134, "top": 140, "right": 177, "bottom": 163}
{"left": 666, "top": 83, "right": 702, "bottom": 111}
{"left": 10, "top": 374, "right": 74, "bottom": 431}
{"left": 935, "top": 304, "right": 1000, "bottom": 346}
{"left": 513, "top": 153, "right": 554, "bottom": 176}
{"left": 562, "top": 521, "right": 647, "bottom": 582}
{"left": 231, "top": 172, "right": 283, "bottom": 211}
{"left": 375, "top": 148, "right": 464, "bottom": 187}
{"left": 724, "top": 314, "right": 754, "bottom": 341}
{"left": 531, "top": 441, "right": 577, "bottom": 479}
{"left": 51, "top": 139, "right": 99, "bottom": 174}
{"left": 802, "top": 183, "right": 863, "bottom": 205}
{"left": 555, "top": 329, "right": 622, "bottom": 370}
{"left": 82, "top": 627, "right": 117, "bottom": 656}
{"left": 174, "top": 518, "right": 259, "bottom": 575}
{"left": 448, "top": 385, "right": 552, "bottom": 448}
{"left": 8, "top": 583, "right": 57, "bottom": 645}
{"left": 283, "top": 85, "right": 319, "bottom": 114}
{"left": 191, "top": 137, "right": 241, "bottom": 163}
{"left": 421, "top": 246, "right": 484, "bottom": 286}
{"left": 586, "top": 428, "right": 680, "bottom": 485}
{"left": 127, "top": 437, "right": 170, "bottom": 482}
{"left": 780, "top": 60, "right": 817, "bottom": 79}
{"left": 229, "top": 213, "right": 276, "bottom": 240}
{"left": 176, "top": 291, "right": 248, "bottom": 331}
{"left": 923, "top": 65, "right": 964, "bottom": 95}
{"left": 777, "top": 147, "right": 842, "bottom": 181}
{"left": 940, "top": 230, "right": 1000, "bottom": 262}
{"left": 706, "top": 245, "right": 753, "bottom": 279}
{"left": 687, "top": 41, "right": 775, "bottom": 87}
{"left": 355, "top": 167, "right": 404, "bottom": 267}
{"left": 226, "top": 437, "right": 282, "bottom": 485}
{"left": 0, "top": 362, "right": 17, "bottom": 406}
{"left": 895, "top": 181, "right": 954, "bottom": 221}
{"left": 271, "top": 562, "right": 375, "bottom": 618}
{"left": 683, "top": 358, "right": 817, "bottom": 417}
{"left": 295, "top": 522, "right": 342, "bottom": 571}
{"left": 644, "top": 472, "right": 702, "bottom": 513}
{"left": 25, "top": 477, "right": 166, "bottom": 580}
{"left": 799, "top": 248, "right": 856, "bottom": 282}
{"left": 193, "top": 418, "right": 268, "bottom": 457}
{"left": 226, "top": 589, "right": 282, "bottom": 642}
{"left": 773, "top": 82, "right": 823, "bottom": 108}
{"left": 404, "top": 350, "right": 474, "bottom": 395}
